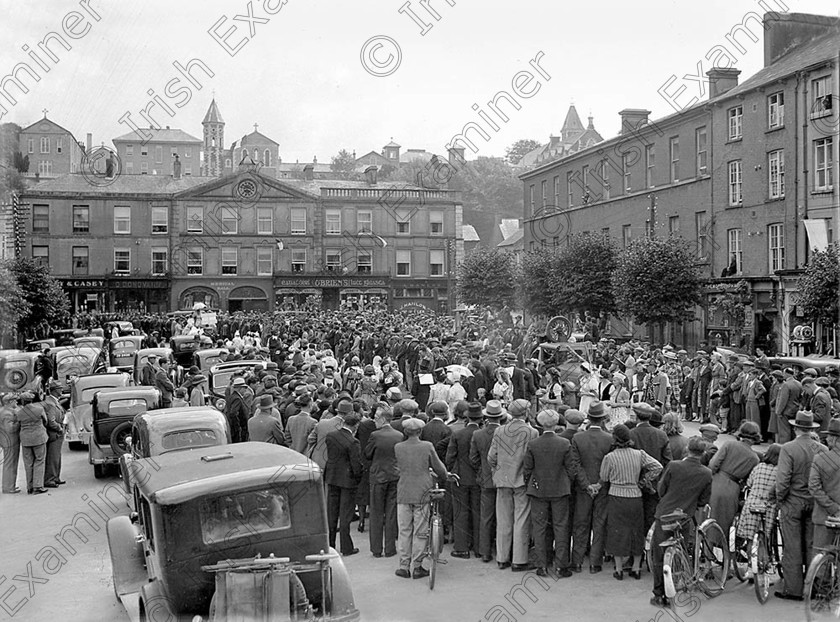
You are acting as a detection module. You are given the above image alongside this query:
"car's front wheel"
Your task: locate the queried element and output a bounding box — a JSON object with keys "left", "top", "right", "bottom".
{"left": 110, "top": 422, "right": 133, "bottom": 455}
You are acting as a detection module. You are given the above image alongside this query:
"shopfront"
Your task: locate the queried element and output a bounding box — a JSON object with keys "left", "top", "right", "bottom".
{"left": 61, "top": 279, "right": 108, "bottom": 314}
{"left": 109, "top": 277, "right": 170, "bottom": 313}
{"left": 392, "top": 280, "right": 450, "bottom": 314}
{"left": 274, "top": 276, "right": 390, "bottom": 311}
{"left": 704, "top": 278, "right": 783, "bottom": 355}
{"left": 178, "top": 286, "right": 220, "bottom": 311}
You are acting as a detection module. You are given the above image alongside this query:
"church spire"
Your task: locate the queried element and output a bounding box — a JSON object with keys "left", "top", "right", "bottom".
{"left": 202, "top": 99, "right": 225, "bottom": 177}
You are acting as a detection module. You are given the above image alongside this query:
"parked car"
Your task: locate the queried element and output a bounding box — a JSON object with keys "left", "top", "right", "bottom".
{"left": 193, "top": 348, "right": 228, "bottom": 374}
{"left": 109, "top": 335, "right": 146, "bottom": 372}
{"left": 0, "top": 350, "right": 41, "bottom": 397}
{"left": 119, "top": 406, "right": 230, "bottom": 497}
{"left": 132, "top": 347, "right": 178, "bottom": 385}
{"left": 65, "top": 373, "right": 133, "bottom": 449}
{"left": 207, "top": 360, "right": 267, "bottom": 411}
{"left": 72, "top": 335, "right": 106, "bottom": 350}
{"left": 51, "top": 346, "right": 108, "bottom": 396}
{"left": 89, "top": 386, "right": 160, "bottom": 479}
{"left": 107, "top": 443, "right": 360, "bottom": 621}
{"left": 73, "top": 328, "right": 105, "bottom": 338}
{"left": 768, "top": 354, "right": 840, "bottom": 376}
{"left": 171, "top": 334, "right": 214, "bottom": 369}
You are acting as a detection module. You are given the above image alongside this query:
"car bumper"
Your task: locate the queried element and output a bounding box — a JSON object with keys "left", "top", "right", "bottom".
{"left": 89, "top": 440, "right": 118, "bottom": 465}
{"left": 66, "top": 430, "right": 91, "bottom": 445}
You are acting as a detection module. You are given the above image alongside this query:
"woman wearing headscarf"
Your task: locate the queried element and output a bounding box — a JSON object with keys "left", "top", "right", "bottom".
{"left": 598, "top": 424, "right": 662, "bottom": 580}
{"left": 709, "top": 420, "right": 761, "bottom": 539}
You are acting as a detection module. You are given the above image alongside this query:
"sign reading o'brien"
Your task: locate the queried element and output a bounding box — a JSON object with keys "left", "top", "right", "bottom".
{"left": 275, "top": 278, "right": 389, "bottom": 288}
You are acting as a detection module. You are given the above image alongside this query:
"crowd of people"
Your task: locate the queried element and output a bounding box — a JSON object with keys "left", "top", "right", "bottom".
{"left": 3, "top": 306, "right": 840, "bottom": 610}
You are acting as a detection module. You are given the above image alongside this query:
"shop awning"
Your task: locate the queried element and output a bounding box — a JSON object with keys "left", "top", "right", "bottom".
{"left": 803, "top": 219, "right": 829, "bottom": 252}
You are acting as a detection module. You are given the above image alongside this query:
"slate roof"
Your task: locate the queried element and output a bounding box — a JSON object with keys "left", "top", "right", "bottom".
{"left": 497, "top": 228, "right": 523, "bottom": 247}
{"left": 19, "top": 173, "right": 208, "bottom": 197}
{"left": 499, "top": 219, "right": 521, "bottom": 240}
{"left": 202, "top": 99, "right": 224, "bottom": 124}
{"left": 112, "top": 128, "right": 202, "bottom": 143}
{"left": 462, "top": 224, "right": 480, "bottom": 242}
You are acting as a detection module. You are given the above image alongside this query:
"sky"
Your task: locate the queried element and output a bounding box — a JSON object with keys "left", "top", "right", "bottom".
{"left": 1, "top": 0, "right": 838, "bottom": 163}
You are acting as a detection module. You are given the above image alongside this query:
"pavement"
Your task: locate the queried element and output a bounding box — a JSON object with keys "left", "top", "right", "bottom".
{"left": 0, "top": 428, "right": 810, "bottom": 622}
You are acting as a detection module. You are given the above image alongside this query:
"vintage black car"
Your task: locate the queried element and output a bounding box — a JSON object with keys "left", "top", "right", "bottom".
{"left": 52, "top": 346, "right": 109, "bottom": 396}
{"left": 170, "top": 334, "right": 214, "bottom": 369}
{"left": 207, "top": 360, "right": 267, "bottom": 411}
{"left": 109, "top": 336, "right": 146, "bottom": 372}
{"left": 65, "top": 372, "right": 133, "bottom": 449}
{"left": 108, "top": 443, "right": 360, "bottom": 621}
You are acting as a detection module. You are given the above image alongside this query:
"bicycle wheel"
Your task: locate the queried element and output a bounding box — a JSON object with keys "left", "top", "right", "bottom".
{"left": 698, "top": 521, "right": 729, "bottom": 597}
{"left": 429, "top": 516, "right": 443, "bottom": 590}
{"left": 753, "top": 533, "right": 771, "bottom": 604}
{"left": 663, "top": 545, "right": 692, "bottom": 597}
{"left": 731, "top": 534, "right": 751, "bottom": 583}
{"left": 805, "top": 553, "right": 840, "bottom": 621}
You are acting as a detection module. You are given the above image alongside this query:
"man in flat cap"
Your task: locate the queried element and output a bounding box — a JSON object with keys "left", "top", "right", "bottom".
{"left": 812, "top": 377, "right": 833, "bottom": 433}
{"left": 775, "top": 368, "right": 802, "bottom": 444}
{"left": 446, "top": 402, "right": 483, "bottom": 559}
{"left": 469, "top": 400, "right": 505, "bottom": 562}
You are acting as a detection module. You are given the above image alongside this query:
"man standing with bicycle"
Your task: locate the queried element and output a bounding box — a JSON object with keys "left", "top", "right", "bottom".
{"left": 649, "top": 436, "right": 712, "bottom": 608}
{"left": 809, "top": 418, "right": 840, "bottom": 550}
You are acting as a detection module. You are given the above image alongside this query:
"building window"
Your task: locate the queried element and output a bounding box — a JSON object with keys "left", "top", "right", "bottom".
{"left": 185, "top": 147, "right": 192, "bottom": 158}
{"left": 357, "top": 210, "right": 372, "bottom": 234}
{"left": 622, "top": 224, "right": 632, "bottom": 249}
{"left": 581, "top": 166, "right": 590, "bottom": 200}
{"left": 256, "top": 246, "right": 273, "bottom": 276}
{"left": 32, "top": 246, "right": 49, "bottom": 268}
{"left": 56, "top": 138, "right": 62, "bottom": 154}
{"left": 669, "top": 136, "right": 680, "bottom": 183}
{"left": 114, "top": 206, "right": 131, "bottom": 234}
{"left": 184, "top": 166, "right": 192, "bottom": 176}
{"left": 728, "top": 106, "right": 743, "bottom": 140}
{"left": 72, "top": 247, "right": 88, "bottom": 275}
{"left": 38, "top": 160, "right": 53, "bottom": 176}
{"left": 396, "top": 210, "right": 410, "bottom": 235}
{"left": 622, "top": 154, "right": 631, "bottom": 193}
{"left": 357, "top": 251, "right": 372, "bottom": 274}
{"left": 291, "top": 248, "right": 306, "bottom": 272}
{"left": 220, "top": 206, "right": 237, "bottom": 234}
{"left": 541, "top": 180, "right": 548, "bottom": 208}
{"left": 429, "top": 211, "right": 443, "bottom": 235}
{"left": 553, "top": 175, "right": 560, "bottom": 207}
{"left": 170, "top": 147, "right": 178, "bottom": 157}
{"left": 40, "top": 137, "right": 50, "bottom": 153}
{"left": 529, "top": 185, "right": 535, "bottom": 213}
{"left": 225, "top": 158, "right": 231, "bottom": 168}
{"left": 396, "top": 250, "right": 411, "bottom": 276}
{"left": 221, "top": 247, "right": 238, "bottom": 275}
{"left": 27, "top": 138, "right": 33, "bottom": 154}
{"left": 815, "top": 137, "right": 834, "bottom": 191}
{"left": 768, "top": 150, "right": 785, "bottom": 199}
{"left": 565, "top": 173, "right": 574, "bottom": 208}
{"left": 141, "top": 145, "right": 148, "bottom": 156}
{"left": 695, "top": 211, "right": 708, "bottom": 259}
{"left": 73, "top": 205, "right": 90, "bottom": 233}
{"left": 264, "top": 149, "right": 271, "bottom": 166}
{"left": 32, "top": 204, "right": 49, "bottom": 232}
{"left": 140, "top": 162, "right": 148, "bottom": 174}
{"left": 727, "top": 228, "right": 742, "bottom": 274}
{"left": 601, "top": 227, "right": 610, "bottom": 239}
{"left": 151, "top": 248, "right": 168, "bottom": 275}
{"left": 668, "top": 215, "right": 680, "bottom": 234}
{"left": 114, "top": 249, "right": 131, "bottom": 274}
{"left": 257, "top": 207, "right": 273, "bottom": 234}
{"left": 768, "top": 92, "right": 784, "bottom": 129}
{"left": 728, "top": 160, "right": 742, "bottom": 206}
{"left": 155, "top": 146, "right": 163, "bottom": 164}
{"left": 430, "top": 249, "right": 444, "bottom": 276}
{"left": 811, "top": 76, "right": 832, "bottom": 118}
{"left": 645, "top": 144, "right": 655, "bottom": 188}
{"left": 325, "top": 209, "right": 341, "bottom": 235}
{"left": 125, "top": 145, "right": 134, "bottom": 156}
{"left": 186, "top": 206, "right": 203, "bottom": 233}
{"left": 151, "top": 206, "right": 168, "bottom": 234}
{"left": 187, "top": 249, "right": 203, "bottom": 275}
{"left": 600, "top": 159, "right": 610, "bottom": 200}
{"left": 325, "top": 250, "right": 342, "bottom": 272}
{"left": 125, "top": 162, "right": 134, "bottom": 174}
{"left": 291, "top": 208, "right": 307, "bottom": 235}
{"left": 695, "top": 127, "right": 708, "bottom": 175}
{"left": 768, "top": 223, "right": 785, "bottom": 271}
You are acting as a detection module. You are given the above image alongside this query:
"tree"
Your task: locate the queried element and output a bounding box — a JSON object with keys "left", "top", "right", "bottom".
{"left": 550, "top": 233, "right": 617, "bottom": 315}
{"left": 13, "top": 151, "right": 29, "bottom": 173}
{"left": 330, "top": 148, "right": 357, "bottom": 178}
{"left": 612, "top": 236, "right": 702, "bottom": 325}
{"left": 0, "top": 262, "right": 29, "bottom": 347}
{"left": 520, "top": 245, "right": 561, "bottom": 317}
{"left": 505, "top": 139, "right": 542, "bottom": 165}
{"left": 6, "top": 258, "right": 70, "bottom": 340}
{"left": 457, "top": 247, "right": 518, "bottom": 311}
{"left": 796, "top": 243, "right": 840, "bottom": 326}
{"left": 450, "top": 156, "right": 523, "bottom": 218}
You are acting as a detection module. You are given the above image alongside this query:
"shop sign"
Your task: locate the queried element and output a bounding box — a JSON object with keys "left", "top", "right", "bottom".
{"left": 109, "top": 279, "right": 169, "bottom": 289}
{"left": 61, "top": 279, "right": 106, "bottom": 288}
{"left": 275, "top": 277, "right": 388, "bottom": 288}
{"left": 743, "top": 305, "right": 754, "bottom": 331}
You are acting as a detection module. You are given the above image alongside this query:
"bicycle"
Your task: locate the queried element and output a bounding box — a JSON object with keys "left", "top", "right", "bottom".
{"left": 661, "top": 505, "right": 730, "bottom": 600}
{"left": 747, "top": 504, "right": 783, "bottom": 604}
{"left": 421, "top": 474, "right": 459, "bottom": 590}
{"left": 804, "top": 516, "right": 840, "bottom": 620}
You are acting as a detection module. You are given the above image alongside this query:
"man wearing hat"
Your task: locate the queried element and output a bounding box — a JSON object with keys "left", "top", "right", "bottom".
{"left": 523, "top": 409, "right": 582, "bottom": 578}
{"left": 775, "top": 368, "right": 803, "bottom": 444}
{"left": 285, "top": 394, "right": 317, "bottom": 454}
{"left": 248, "top": 395, "right": 287, "bottom": 445}
{"left": 809, "top": 418, "right": 840, "bottom": 551}
{"left": 571, "top": 405, "right": 612, "bottom": 573}
{"left": 308, "top": 400, "right": 351, "bottom": 470}
{"left": 630, "top": 402, "right": 672, "bottom": 534}
{"left": 394, "top": 417, "right": 454, "bottom": 579}
{"left": 140, "top": 354, "right": 158, "bottom": 387}
{"left": 560, "top": 408, "right": 583, "bottom": 442}
{"left": 225, "top": 377, "right": 251, "bottom": 443}
{"left": 488, "top": 398, "right": 538, "bottom": 571}
{"left": 698, "top": 423, "right": 722, "bottom": 465}
{"left": 365, "top": 405, "right": 402, "bottom": 558}
{"left": 14, "top": 392, "right": 48, "bottom": 494}
{"left": 42, "top": 379, "right": 66, "bottom": 488}
{"left": 446, "top": 402, "right": 483, "bottom": 559}
{"left": 1, "top": 393, "right": 21, "bottom": 493}
{"left": 385, "top": 387, "right": 403, "bottom": 407}
{"left": 775, "top": 411, "right": 826, "bottom": 600}
{"left": 812, "top": 377, "right": 834, "bottom": 433}
{"left": 324, "top": 412, "right": 362, "bottom": 556}
{"left": 469, "top": 400, "right": 504, "bottom": 562}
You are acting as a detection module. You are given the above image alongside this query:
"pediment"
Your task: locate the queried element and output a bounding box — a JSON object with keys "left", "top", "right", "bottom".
{"left": 174, "top": 170, "right": 316, "bottom": 202}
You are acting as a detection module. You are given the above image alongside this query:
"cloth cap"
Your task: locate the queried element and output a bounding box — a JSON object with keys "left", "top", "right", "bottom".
{"left": 403, "top": 417, "right": 425, "bottom": 433}
{"left": 429, "top": 401, "right": 449, "bottom": 418}
{"left": 804, "top": 368, "right": 819, "bottom": 377}
{"left": 815, "top": 377, "right": 830, "bottom": 387}
{"left": 632, "top": 402, "right": 657, "bottom": 419}
{"left": 386, "top": 387, "right": 403, "bottom": 401}
{"left": 536, "top": 410, "right": 560, "bottom": 428}
{"left": 231, "top": 377, "right": 246, "bottom": 387}
{"left": 508, "top": 399, "right": 530, "bottom": 418}
{"left": 699, "top": 423, "right": 721, "bottom": 435}
{"left": 587, "top": 400, "right": 606, "bottom": 418}
{"left": 564, "top": 409, "right": 585, "bottom": 425}
{"left": 258, "top": 394, "right": 274, "bottom": 409}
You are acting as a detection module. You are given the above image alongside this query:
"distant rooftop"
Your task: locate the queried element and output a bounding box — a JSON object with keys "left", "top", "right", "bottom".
{"left": 113, "top": 127, "right": 202, "bottom": 143}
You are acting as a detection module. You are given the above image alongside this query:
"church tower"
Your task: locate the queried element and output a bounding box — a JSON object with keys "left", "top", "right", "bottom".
{"left": 202, "top": 99, "right": 225, "bottom": 177}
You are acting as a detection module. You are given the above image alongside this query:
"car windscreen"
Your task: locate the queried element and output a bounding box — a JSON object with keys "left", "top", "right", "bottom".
{"left": 101, "top": 398, "right": 149, "bottom": 417}
{"left": 200, "top": 488, "right": 291, "bottom": 545}
{"left": 57, "top": 351, "right": 98, "bottom": 379}
{"left": 160, "top": 429, "right": 220, "bottom": 452}
{"left": 200, "top": 354, "right": 223, "bottom": 369}
{"left": 111, "top": 340, "right": 137, "bottom": 352}
{"left": 211, "top": 371, "right": 238, "bottom": 390}
{"left": 81, "top": 385, "right": 122, "bottom": 402}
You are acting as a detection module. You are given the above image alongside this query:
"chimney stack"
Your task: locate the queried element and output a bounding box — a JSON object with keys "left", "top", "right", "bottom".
{"left": 447, "top": 146, "right": 466, "bottom": 168}
{"left": 707, "top": 68, "right": 741, "bottom": 99}
{"left": 173, "top": 154, "right": 181, "bottom": 179}
{"left": 618, "top": 109, "right": 651, "bottom": 135}
{"left": 86, "top": 133, "right": 92, "bottom": 151}
{"left": 303, "top": 164, "right": 314, "bottom": 181}
{"left": 364, "top": 165, "right": 378, "bottom": 185}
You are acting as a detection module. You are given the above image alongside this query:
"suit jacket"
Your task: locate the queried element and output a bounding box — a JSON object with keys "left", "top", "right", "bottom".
{"left": 810, "top": 447, "right": 840, "bottom": 525}
{"left": 395, "top": 438, "right": 448, "bottom": 504}
{"left": 420, "top": 418, "right": 452, "bottom": 461}
{"left": 523, "top": 432, "right": 581, "bottom": 498}
{"left": 324, "top": 427, "right": 362, "bottom": 489}
{"left": 365, "top": 425, "right": 402, "bottom": 484}
{"left": 777, "top": 434, "right": 826, "bottom": 503}
{"left": 629, "top": 421, "right": 672, "bottom": 468}
{"left": 390, "top": 414, "right": 412, "bottom": 437}
{"left": 308, "top": 415, "right": 343, "bottom": 469}
{"left": 559, "top": 428, "right": 578, "bottom": 442}
{"left": 42, "top": 395, "right": 64, "bottom": 441}
{"left": 811, "top": 389, "right": 833, "bottom": 432}
{"left": 488, "top": 418, "right": 538, "bottom": 488}
{"left": 445, "top": 422, "right": 479, "bottom": 487}
{"left": 511, "top": 367, "right": 527, "bottom": 399}
{"left": 571, "top": 425, "right": 614, "bottom": 487}
{"left": 470, "top": 422, "right": 499, "bottom": 489}
{"left": 656, "top": 455, "right": 712, "bottom": 518}
{"left": 155, "top": 369, "right": 175, "bottom": 400}
{"left": 775, "top": 377, "right": 802, "bottom": 417}
{"left": 247, "top": 413, "right": 286, "bottom": 445}
{"left": 356, "top": 418, "right": 377, "bottom": 466}
{"left": 15, "top": 403, "right": 48, "bottom": 447}
{"left": 285, "top": 412, "right": 317, "bottom": 454}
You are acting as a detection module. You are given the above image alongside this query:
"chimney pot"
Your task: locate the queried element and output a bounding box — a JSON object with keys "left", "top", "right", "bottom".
{"left": 706, "top": 67, "right": 741, "bottom": 99}
{"left": 618, "top": 109, "right": 651, "bottom": 136}
{"left": 303, "top": 164, "right": 314, "bottom": 181}
{"left": 86, "top": 133, "right": 92, "bottom": 152}
{"left": 364, "top": 165, "right": 378, "bottom": 185}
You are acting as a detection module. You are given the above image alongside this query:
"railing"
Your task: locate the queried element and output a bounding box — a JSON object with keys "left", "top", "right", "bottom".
{"left": 320, "top": 188, "right": 458, "bottom": 201}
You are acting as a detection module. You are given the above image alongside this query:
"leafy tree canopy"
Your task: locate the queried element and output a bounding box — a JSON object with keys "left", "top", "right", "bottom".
{"left": 796, "top": 243, "right": 839, "bottom": 326}
{"left": 0, "top": 262, "right": 29, "bottom": 345}
{"left": 505, "top": 139, "right": 542, "bottom": 165}
{"left": 329, "top": 148, "right": 357, "bottom": 178}
{"left": 457, "top": 247, "right": 519, "bottom": 311}
{"left": 7, "top": 258, "right": 70, "bottom": 339}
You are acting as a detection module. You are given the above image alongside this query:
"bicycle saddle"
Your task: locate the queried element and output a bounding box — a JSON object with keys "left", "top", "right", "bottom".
{"left": 749, "top": 504, "right": 767, "bottom": 515}
{"left": 428, "top": 489, "right": 446, "bottom": 499}
{"left": 660, "top": 509, "right": 688, "bottom": 524}
{"left": 826, "top": 516, "right": 840, "bottom": 529}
